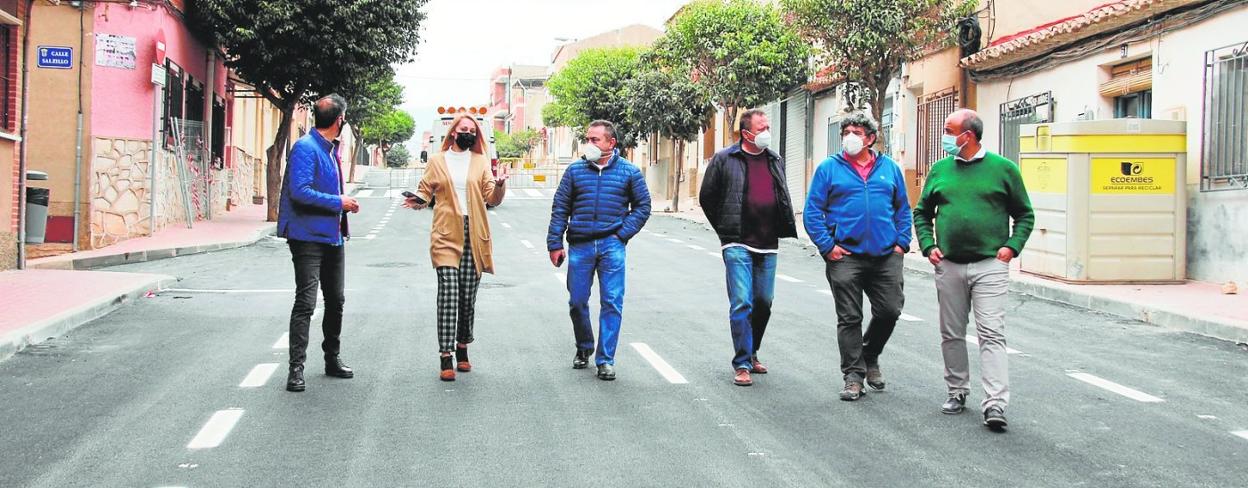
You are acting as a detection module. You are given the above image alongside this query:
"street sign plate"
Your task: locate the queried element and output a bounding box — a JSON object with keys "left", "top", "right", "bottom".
{"left": 151, "top": 63, "right": 167, "bottom": 86}
{"left": 37, "top": 46, "right": 73, "bottom": 69}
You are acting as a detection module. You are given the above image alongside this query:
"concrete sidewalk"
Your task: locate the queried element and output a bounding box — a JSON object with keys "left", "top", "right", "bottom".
{"left": 652, "top": 202, "right": 1248, "bottom": 345}
{"left": 0, "top": 269, "right": 175, "bottom": 362}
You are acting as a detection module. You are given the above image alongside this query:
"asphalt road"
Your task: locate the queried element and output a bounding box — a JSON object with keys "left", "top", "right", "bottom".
{"left": 2, "top": 180, "right": 1246, "bottom": 487}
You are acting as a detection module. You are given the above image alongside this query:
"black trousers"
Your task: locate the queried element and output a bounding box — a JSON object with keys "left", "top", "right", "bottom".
{"left": 287, "top": 239, "right": 346, "bottom": 366}
{"left": 826, "top": 253, "right": 905, "bottom": 383}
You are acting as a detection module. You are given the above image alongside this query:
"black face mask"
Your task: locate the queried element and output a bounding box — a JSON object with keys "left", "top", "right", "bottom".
{"left": 455, "top": 132, "right": 477, "bottom": 150}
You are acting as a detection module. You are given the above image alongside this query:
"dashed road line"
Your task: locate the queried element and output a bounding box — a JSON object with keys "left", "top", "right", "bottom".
{"left": 239, "top": 363, "right": 281, "bottom": 388}
{"left": 502, "top": 223, "right": 513, "bottom": 229}
{"left": 776, "top": 274, "right": 803, "bottom": 283}
{"left": 630, "top": 343, "right": 688, "bottom": 384}
{"left": 520, "top": 239, "right": 534, "bottom": 249}
{"left": 707, "top": 252, "right": 721, "bottom": 258}
{"left": 1066, "top": 372, "right": 1164, "bottom": 403}
{"left": 964, "top": 334, "right": 1022, "bottom": 354}
{"left": 187, "top": 409, "right": 245, "bottom": 449}
{"left": 524, "top": 189, "right": 543, "bottom": 197}
{"left": 272, "top": 333, "right": 289, "bottom": 349}
{"left": 554, "top": 272, "right": 566, "bottom": 284}
{"left": 1232, "top": 431, "right": 1248, "bottom": 442}
{"left": 899, "top": 313, "right": 923, "bottom": 322}
{"left": 687, "top": 244, "right": 706, "bottom": 251}
{"left": 666, "top": 238, "right": 684, "bottom": 244}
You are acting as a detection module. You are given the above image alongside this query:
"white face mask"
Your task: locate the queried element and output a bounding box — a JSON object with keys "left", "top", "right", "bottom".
{"left": 750, "top": 130, "right": 772, "bottom": 150}
{"left": 842, "top": 133, "right": 865, "bottom": 156}
{"left": 582, "top": 143, "right": 603, "bottom": 162}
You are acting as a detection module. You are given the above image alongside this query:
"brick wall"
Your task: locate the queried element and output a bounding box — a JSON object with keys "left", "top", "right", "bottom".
{"left": 5, "top": 1, "right": 23, "bottom": 239}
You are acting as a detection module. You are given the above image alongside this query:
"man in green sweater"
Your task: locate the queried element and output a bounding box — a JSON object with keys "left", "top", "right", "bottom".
{"left": 913, "top": 109, "right": 1034, "bottom": 432}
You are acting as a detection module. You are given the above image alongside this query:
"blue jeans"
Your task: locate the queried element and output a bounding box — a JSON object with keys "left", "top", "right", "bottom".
{"left": 722, "top": 246, "right": 777, "bottom": 370}
{"left": 567, "top": 236, "right": 627, "bottom": 366}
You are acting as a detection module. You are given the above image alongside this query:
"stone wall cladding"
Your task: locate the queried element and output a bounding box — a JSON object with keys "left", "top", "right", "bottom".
{"left": 89, "top": 138, "right": 154, "bottom": 248}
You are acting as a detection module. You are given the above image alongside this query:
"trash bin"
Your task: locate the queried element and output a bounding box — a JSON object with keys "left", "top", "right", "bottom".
{"left": 1017, "top": 119, "right": 1187, "bottom": 283}
{"left": 25, "top": 171, "right": 49, "bottom": 244}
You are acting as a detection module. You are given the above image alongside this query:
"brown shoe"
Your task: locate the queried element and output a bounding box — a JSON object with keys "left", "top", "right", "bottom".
{"left": 750, "top": 356, "right": 768, "bottom": 374}
{"left": 733, "top": 368, "right": 753, "bottom": 386}
{"left": 440, "top": 355, "right": 456, "bottom": 381}
{"left": 455, "top": 346, "right": 472, "bottom": 372}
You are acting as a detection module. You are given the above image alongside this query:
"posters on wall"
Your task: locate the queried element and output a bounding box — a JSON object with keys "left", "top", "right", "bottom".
{"left": 96, "top": 34, "right": 137, "bottom": 70}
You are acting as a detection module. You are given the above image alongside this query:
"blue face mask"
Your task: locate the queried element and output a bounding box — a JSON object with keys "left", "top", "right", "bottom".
{"left": 941, "top": 132, "right": 966, "bottom": 156}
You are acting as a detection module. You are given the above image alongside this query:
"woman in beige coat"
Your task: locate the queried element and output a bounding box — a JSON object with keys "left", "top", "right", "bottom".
{"left": 404, "top": 113, "right": 507, "bottom": 381}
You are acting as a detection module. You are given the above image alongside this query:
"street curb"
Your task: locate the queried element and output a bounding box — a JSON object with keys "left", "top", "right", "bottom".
{"left": 0, "top": 273, "right": 178, "bottom": 363}
{"left": 28, "top": 224, "right": 276, "bottom": 271}
{"left": 653, "top": 211, "right": 1248, "bottom": 345}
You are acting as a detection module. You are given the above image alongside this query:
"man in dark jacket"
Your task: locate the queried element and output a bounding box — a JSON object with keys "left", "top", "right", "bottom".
{"left": 547, "top": 120, "right": 651, "bottom": 381}
{"left": 804, "top": 113, "right": 912, "bottom": 402}
{"left": 277, "top": 94, "right": 360, "bottom": 392}
{"left": 699, "top": 109, "right": 797, "bottom": 387}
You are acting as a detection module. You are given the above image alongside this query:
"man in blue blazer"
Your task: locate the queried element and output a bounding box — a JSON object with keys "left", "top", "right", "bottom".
{"left": 277, "top": 94, "right": 360, "bottom": 392}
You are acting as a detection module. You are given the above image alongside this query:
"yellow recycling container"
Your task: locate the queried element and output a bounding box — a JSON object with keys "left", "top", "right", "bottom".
{"left": 1017, "top": 119, "right": 1187, "bottom": 283}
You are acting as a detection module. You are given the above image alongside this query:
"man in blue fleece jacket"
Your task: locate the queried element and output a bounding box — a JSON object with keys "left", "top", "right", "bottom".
{"left": 803, "top": 113, "right": 912, "bottom": 402}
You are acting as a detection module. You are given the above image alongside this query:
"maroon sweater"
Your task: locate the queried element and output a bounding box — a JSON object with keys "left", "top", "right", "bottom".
{"left": 739, "top": 151, "right": 779, "bottom": 250}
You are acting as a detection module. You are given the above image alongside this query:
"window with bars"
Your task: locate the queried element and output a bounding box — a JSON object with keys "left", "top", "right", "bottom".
{"left": 1201, "top": 42, "right": 1248, "bottom": 191}
{"left": 163, "top": 61, "right": 184, "bottom": 147}
{"left": 916, "top": 88, "right": 958, "bottom": 180}
{"left": 1000, "top": 92, "right": 1054, "bottom": 163}
{"left": 0, "top": 26, "right": 11, "bottom": 132}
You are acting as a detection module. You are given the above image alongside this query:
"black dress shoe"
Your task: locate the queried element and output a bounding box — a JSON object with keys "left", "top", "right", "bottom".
{"left": 287, "top": 364, "right": 306, "bottom": 392}
{"left": 573, "top": 349, "right": 591, "bottom": 370}
{"left": 984, "top": 406, "right": 1008, "bottom": 431}
{"left": 596, "top": 364, "right": 616, "bottom": 381}
{"left": 325, "top": 356, "right": 354, "bottom": 378}
{"left": 941, "top": 393, "right": 967, "bottom": 415}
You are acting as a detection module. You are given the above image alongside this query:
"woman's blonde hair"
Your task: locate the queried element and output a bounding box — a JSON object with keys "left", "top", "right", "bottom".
{"left": 440, "top": 113, "right": 489, "bottom": 155}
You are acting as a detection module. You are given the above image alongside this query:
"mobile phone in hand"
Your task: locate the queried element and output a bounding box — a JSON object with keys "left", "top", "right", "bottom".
{"left": 401, "top": 191, "right": 427, "bottom": 205}
{"left": 557, "top": 253, "right": 565, "bottom": 267}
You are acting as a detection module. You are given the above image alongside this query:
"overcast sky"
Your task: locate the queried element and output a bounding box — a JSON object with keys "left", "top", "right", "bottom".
{"left": 393, "top": 0, "right": 689, "bottom": 150}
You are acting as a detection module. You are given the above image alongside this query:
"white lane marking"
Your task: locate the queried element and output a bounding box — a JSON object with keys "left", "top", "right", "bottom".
{"left": 524, "top": 189, "right": 543, "bottom": 197}
{"left": 554, "top": 272, "right": 566, "bottom": 284}
{"left": 1232, "top": 431, "right": 1248, "bottom": 441}
{"left": 707, "top": 252, "right": 721, "bottom": 258}
{"left": 187, "top": 409, "right": 245, "bottom": 449}
{"left": 899, "top": 313, "right": 923, "bottom": 322}
{"left": 964, "top": 335, "right": 1022, "bottom": 354}
{"left": 165, "top": 288, "right": 293, "bottom": 294}
{"left": 239, "top": 363, "right": 281, "bottom": 388}
{"left": 379, "top": 219, "right": 390, "bottom": 224}
{"left": 641, "top": 229, "right": 652, "bottom": 234}
{"left": 1198, "top": 415, "right": 1219, "bottom": 420}
{"left": 272, "top": 332, "right": 289, "bottom": 349}
{"left": 818, "top": 289, "right": 833, "bottom": 296}
{"left": 666, "top": 238, "right": 684, "bottom": 244}
{"left": 687, "top": 244, "right": 705, "bottom": 251}
{"left": 520, "top": 239, "right": 534, "bottom": 249}
{"left": 1066, "top": 372, "right": 1165, "bottom": 403}
{"left": 363, "top": 235, "right": 377, "bottom": 240}
{"left": 630, "top": 343, "right": 688, "bottom": 384}
{"left": 489, "top": 210, "right": 498, "bottom": 216}
{"left": 776, "top": 274, "right": 803, "bottom": 283}
{"left": 502, "top": 223, "right": 513, "bottom": 229}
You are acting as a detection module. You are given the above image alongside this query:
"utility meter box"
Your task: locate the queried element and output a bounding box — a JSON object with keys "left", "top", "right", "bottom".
{"left": 1017, "top": 119, "right": 1187, "bottom": 283}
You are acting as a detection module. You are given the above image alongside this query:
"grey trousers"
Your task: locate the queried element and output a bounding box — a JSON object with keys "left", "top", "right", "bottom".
{"left": 935, "top": 257, "right": 1010, "bottom": 411}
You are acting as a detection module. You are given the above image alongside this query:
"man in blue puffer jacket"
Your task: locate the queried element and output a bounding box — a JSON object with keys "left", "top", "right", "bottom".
{"left": 547, "top": 120, "right": 651, "bottom": 381}
{"left": 276, "top": 94, "right": 360, "bottom": 392}
{"left": 804, "top": 113, "right": 912, "bottom": 402}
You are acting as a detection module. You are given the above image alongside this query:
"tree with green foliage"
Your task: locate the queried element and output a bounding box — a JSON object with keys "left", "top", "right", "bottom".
{"left": 544, "top": 47, "right": 644, "bottom": 148}
{"left": 191, "top": 0, "right": 427, "bottom": 220}
{"left": 783, "top": 0, "right": 977, "bottom": 126}
{"left": 495, "top": 128, "right": 542, "bottom": 160}
{"left": 650, "top": 0, "right": 809, "bottom": 135}
{"left": 385, "top": 145, "right": 412, "bottom": 168}
{"left": 626, "top": 69, "right": 711, "bottom": 212}
{"left": 337, "top": 69, "right": 405, "bottom": 180}
{"left": 361, "top": 110, "right": 416, "bottom": 163}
